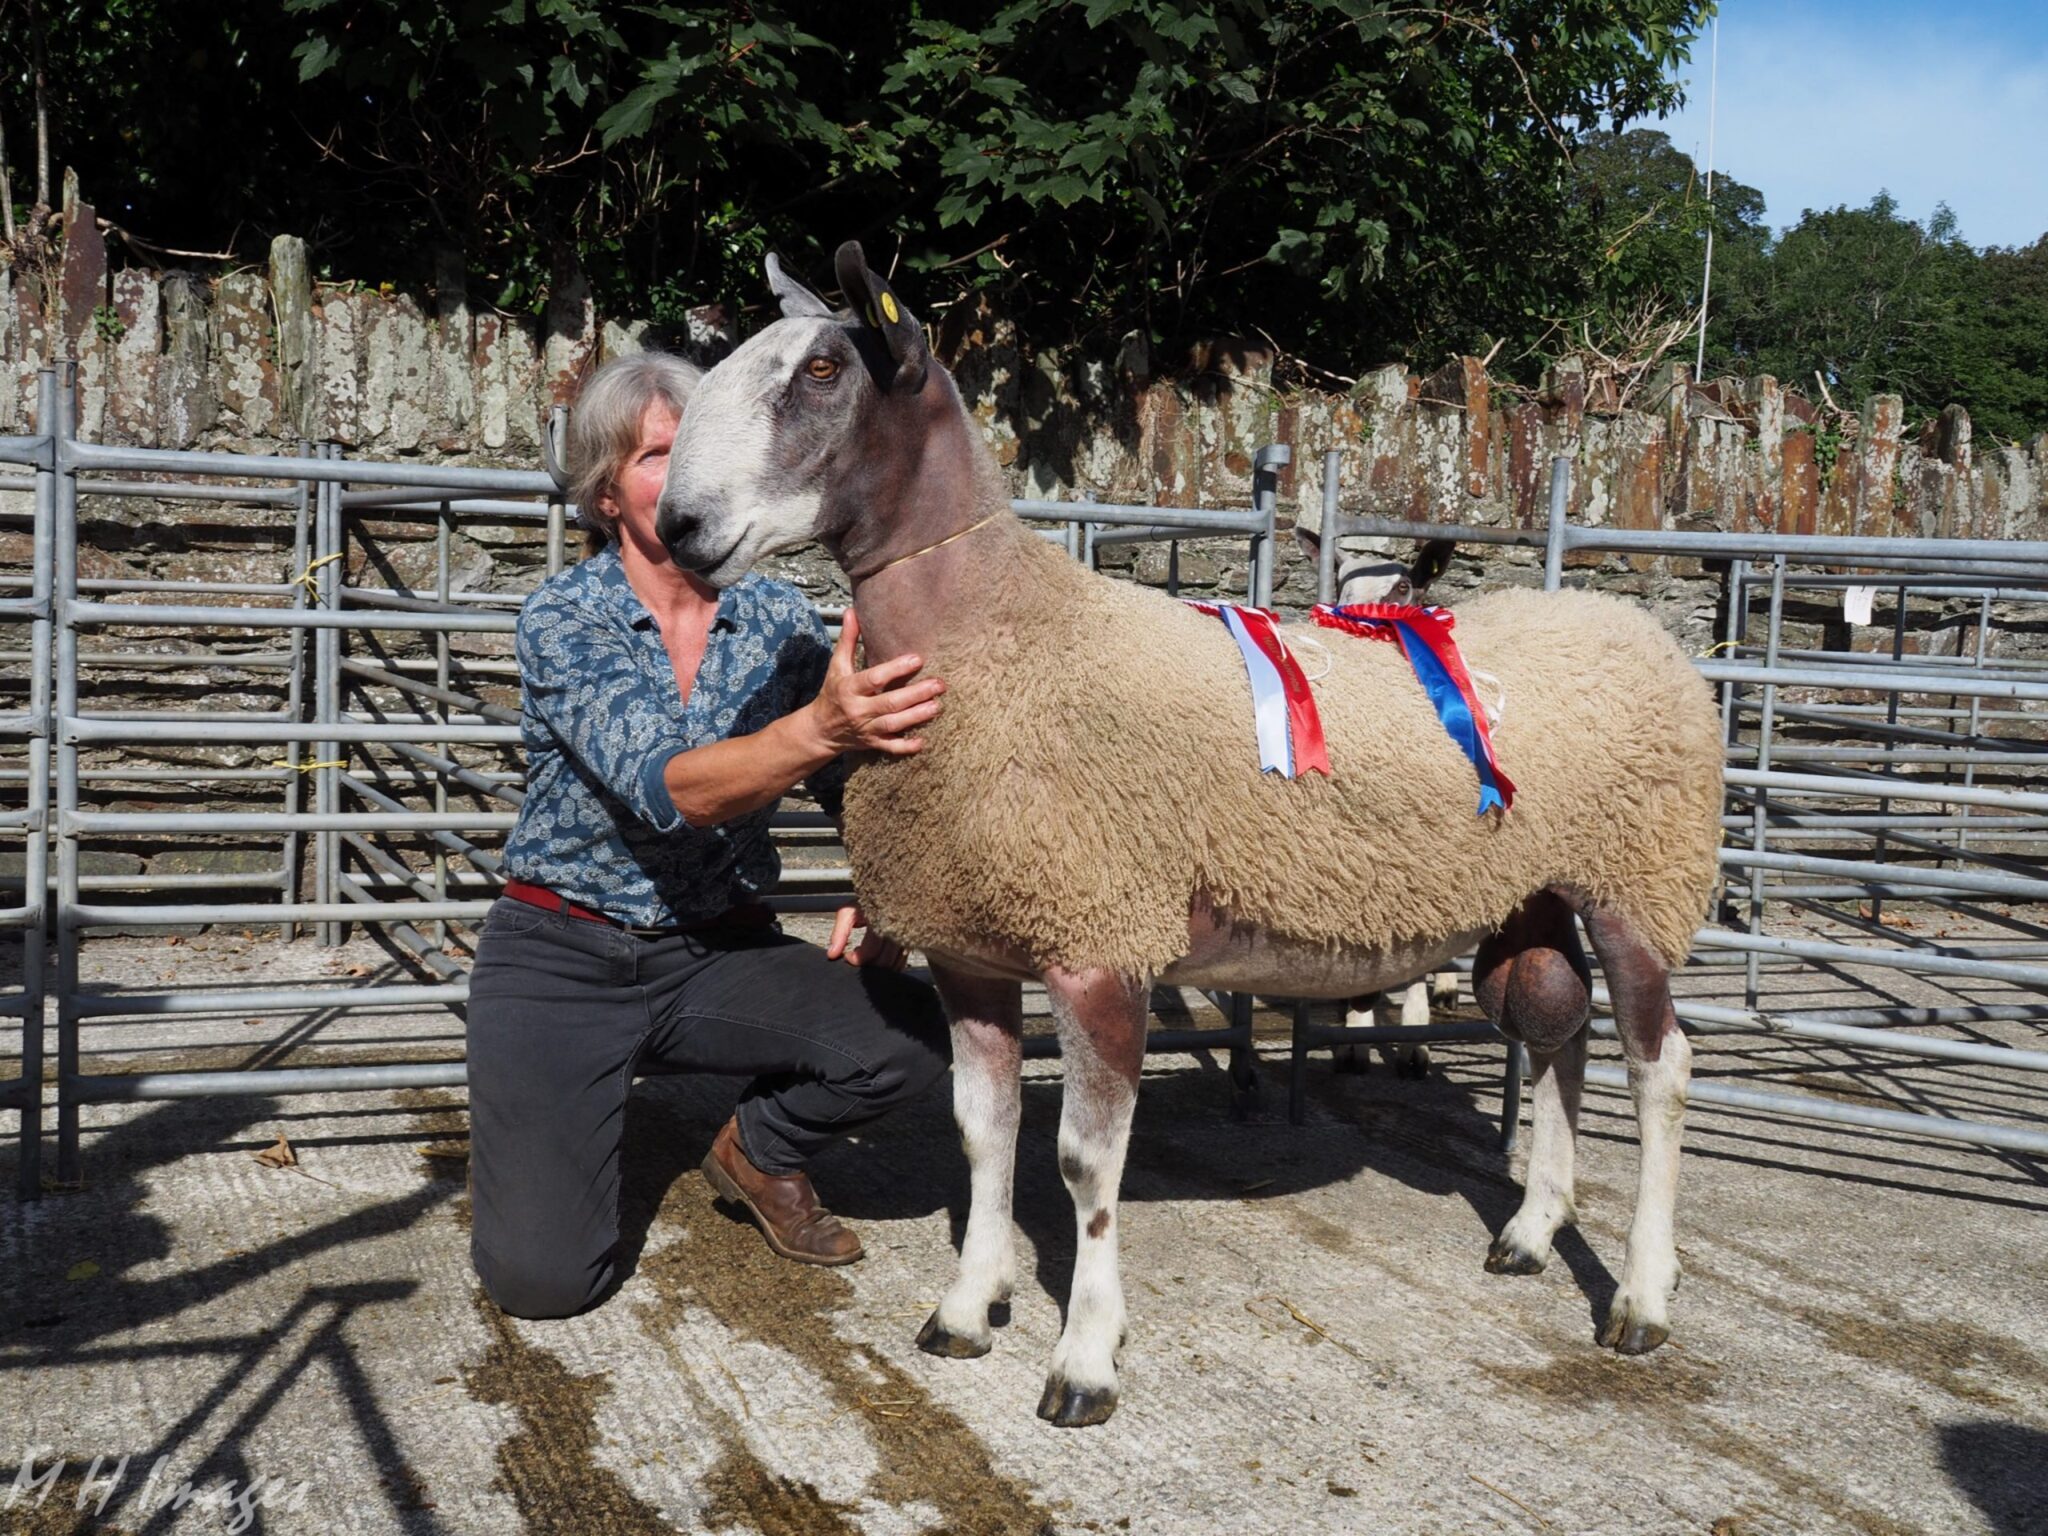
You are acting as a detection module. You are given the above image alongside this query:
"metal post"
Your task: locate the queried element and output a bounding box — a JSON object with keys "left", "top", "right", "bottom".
{"left": 1542, "top": 457, "right": 1570, "bottom": 591}
{"left": 1867, "top": 582, "right": 1911, "bottom": 923}
{"left": 1716, "top": 558, "right": 1748, "bottom": 913}
{"left": 317, "top": 446, "right": 342, "bottom": 945}
{"left": 1744, "top": 556, "right": 1787, "bottom": 1008}
{"left": 546, "top": 404, "right": 569, "bottom": 577}
{"left": 1499, "top": 1043, "right": 1528, "bottom": 1153}
{"left": 433, "top": 498, "right": 453, "bottom": 946}
{"left": 1317, "top": 449, "right": 1341, "bottom": 603}
{"left": 52, "top": 362, "right": 82, "bottom": 1185}
{"left": 1955, "top": 590, "right": 1992, "bottom": 861}
{"left": 1250, "top": 444, "right": 1289, "bottom": 608}
{"left": 281, "top": 443, "right": 313, "bottom": 942}
{"left": 13, "top": 368, "right": 57, "bottom": 1198}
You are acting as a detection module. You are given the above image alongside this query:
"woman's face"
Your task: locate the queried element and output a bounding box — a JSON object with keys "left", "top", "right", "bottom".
{"left": 602, "top": 399, "right": 681, "bottom": 552}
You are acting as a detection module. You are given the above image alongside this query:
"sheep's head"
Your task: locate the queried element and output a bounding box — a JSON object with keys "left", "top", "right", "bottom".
{"left": 659, "top": 241, "right": 937, "bottom": 588}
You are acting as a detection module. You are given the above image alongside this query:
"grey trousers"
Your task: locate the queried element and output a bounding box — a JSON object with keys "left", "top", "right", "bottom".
{"left": 464, "top": 894, "right": 950, "bottom": 1318}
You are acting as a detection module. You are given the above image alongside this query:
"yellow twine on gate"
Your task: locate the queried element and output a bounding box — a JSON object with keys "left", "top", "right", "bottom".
{"left": 293, "top": 552, "right": 343, "bottom": 599}
{"left": 270, "top": 758, "right": 346, "bottom": 772}
{"left": 1697, "top": 638, "right": 1743, "bottom": 658}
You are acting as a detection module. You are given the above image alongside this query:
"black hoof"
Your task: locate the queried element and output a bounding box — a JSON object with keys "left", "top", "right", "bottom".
{"left": 1037, "top": 1377, "right": 1119, "bottom": 1428}
{"left": 1396, "top": 1054, "right": 1430, "bottom": 1081}
{"left": 1332, "top": 1045, "right": 1369, "bottom": 1076}
{"left": 1484, "top": 1236, "right": 1547, "bottom": 1275}
{"left": 917, "top": 1312, "right": 991, "bottom": 1360}
{"left": 1598, "top": 1309, "right": 1670, "bottom": 1355}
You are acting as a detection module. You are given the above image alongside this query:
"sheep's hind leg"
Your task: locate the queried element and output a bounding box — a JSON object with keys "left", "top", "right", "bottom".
{"left": 1475, "top": 892, "right": 1592, "bottom": 1276}
{"left": 1578, "top": 903, "right": 1691, "bottom": 1356}
{"left": 918, "top": 968, "right": 1024, "bottom": 1361}
{"left": 1038, "top": 966, "right": 1147, "bottom": 1428}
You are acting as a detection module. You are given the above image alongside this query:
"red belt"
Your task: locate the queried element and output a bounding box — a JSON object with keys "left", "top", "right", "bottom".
{"left": 502, "top": 880, "right": 774, "bottom": 935}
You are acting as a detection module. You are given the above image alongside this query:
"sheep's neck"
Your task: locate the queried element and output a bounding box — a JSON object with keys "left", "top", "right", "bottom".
{"left": 844, "top": 401, "right": 1013, "bottom": 665}
{"left": 852, "top": 521, "right": 1015, "bottom": 664}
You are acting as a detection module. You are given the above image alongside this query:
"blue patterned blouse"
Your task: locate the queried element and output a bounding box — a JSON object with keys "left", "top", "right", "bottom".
{"left": 500, "top": 544, "right": 849, "bottom": 926}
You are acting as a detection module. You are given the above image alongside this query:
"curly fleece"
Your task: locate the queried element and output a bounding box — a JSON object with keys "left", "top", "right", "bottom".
{"left": 841, "top": 518, "right": 1724, "bottom": 977}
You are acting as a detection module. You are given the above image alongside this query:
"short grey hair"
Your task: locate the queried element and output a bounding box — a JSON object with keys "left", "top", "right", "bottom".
{"left": 565, "top": 351, "right": 703, "bottom": 546}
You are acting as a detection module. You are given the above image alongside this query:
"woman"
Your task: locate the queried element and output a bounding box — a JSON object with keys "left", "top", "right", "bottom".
{"left": 466, "top": 351, "right": 952, "bottom": 1320}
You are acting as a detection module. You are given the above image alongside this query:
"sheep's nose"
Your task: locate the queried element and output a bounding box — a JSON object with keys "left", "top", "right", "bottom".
{"left": 658, "top": 498, "right": 701, "bottom": 556}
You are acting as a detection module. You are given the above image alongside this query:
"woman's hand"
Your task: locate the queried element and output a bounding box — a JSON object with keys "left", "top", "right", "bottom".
{"left": 804, "top": 608, "right": 945, "bottom": 758}
{"left": 826, "top": 905, "right": 908, "bottom": 970}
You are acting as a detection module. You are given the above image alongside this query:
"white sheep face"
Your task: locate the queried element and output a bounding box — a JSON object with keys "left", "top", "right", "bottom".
{"left": 657, "top": 315, "right": 876, "bottom": 588}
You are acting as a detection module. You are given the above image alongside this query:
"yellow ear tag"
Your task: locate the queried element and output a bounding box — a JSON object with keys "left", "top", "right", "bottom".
{"left": 880, "top": 292, "right": 900, "bottom": 324}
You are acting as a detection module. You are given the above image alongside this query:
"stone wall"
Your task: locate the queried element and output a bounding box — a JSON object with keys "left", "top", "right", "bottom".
{"left": 6, "top": 214, "right": 2048, "bottom": 651}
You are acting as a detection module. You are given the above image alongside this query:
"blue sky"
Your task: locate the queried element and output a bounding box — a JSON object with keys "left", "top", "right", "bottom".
{"left": 1652, "top": 1, "right": 2048, "bottom": 249}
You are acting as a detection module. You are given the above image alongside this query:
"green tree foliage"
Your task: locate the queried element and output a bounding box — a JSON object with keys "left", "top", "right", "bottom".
{"left": 1572, "top": 127, "right": 1766, "bottom": 330}
{"left": 1568, "top": 131, "right": 2048, "bottom": 441}
{"left": 0, "top": 0, "right": 1705, "bottom": 360}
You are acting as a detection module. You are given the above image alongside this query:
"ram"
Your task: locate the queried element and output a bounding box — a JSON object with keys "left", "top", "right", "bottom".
{"left": 657, "top": 244, "right": 1725, "bottom": 1428}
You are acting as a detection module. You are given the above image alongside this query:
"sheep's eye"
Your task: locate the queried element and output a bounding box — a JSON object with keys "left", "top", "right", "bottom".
{"left": 805, "top": 356, "right": 838, "bottom": 382}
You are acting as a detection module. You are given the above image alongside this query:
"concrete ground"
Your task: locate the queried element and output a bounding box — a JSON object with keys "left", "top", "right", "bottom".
{"left": 2, "top": 913, "right": 2045, "bottom": 1536}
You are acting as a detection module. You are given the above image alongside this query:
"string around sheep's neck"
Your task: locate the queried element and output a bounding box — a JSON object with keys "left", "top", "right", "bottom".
{"left": 848, "top": 510, "right": 1005, "bottom": 582}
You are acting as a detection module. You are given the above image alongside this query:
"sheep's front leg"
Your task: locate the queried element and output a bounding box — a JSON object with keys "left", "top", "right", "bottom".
{"left": 1580, "top": 906, "right": 1690, "bottom": 1355}
{"left": 918, "top": 967, "right": 1024, "bottom": 1360}
{"left": 1039, "top": 966, "right": 1147, "bottom": 1428}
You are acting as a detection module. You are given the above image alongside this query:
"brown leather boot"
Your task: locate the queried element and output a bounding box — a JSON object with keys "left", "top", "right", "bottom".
{"left": 700, "top": 1117, "right": 864, "bottom": 1266}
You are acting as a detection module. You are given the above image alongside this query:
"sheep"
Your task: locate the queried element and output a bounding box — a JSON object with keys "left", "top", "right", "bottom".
{"left": 1289, "top": 527, "right": 1464, "bottom": 1075}
{"left": 656, "top": 243, "right": 1726, "bottom": 1428}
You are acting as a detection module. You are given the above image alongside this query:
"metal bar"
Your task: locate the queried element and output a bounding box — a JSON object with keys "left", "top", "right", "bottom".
{"left": 64, "top": 601, "right": 517, "bottom": 634}
{"left": 378, "top": 739, "right": 525, "bottom": 807}
{"left": 70, "top": 900, "right": 492, "bottom": 927}
{"left": 1579, "top": 1059, "right": 2048, "bottom": 1156}
{"left": 64, "top": 438, "right": 563, "bottom": 496}
{"left": 74, "top": 982, "right": 470, "bottom": 1018}
{"left": 65, "top": 719, "right": 519, "bottom": 745}
{"left": 337, "top": 774, "right": 507, "bottom": 874}
{"left": 1718, "top": 849, "right": 2048, "bottom": 903}
{"left": 1724, "top": 769, "right": 2048, "bottom": 814}
{"left": 1557, "top": 522, "right": 2048, "bottom": 564}
{"left": 69, "top": 811, "right": 519, "bottom": 833}
{"left": 338, "top": 656, "right": 520, "bottom": 725}
{"left": 1011, "top": 499, "right": 1268, "bottom": 534}
{"left": 1691, "top": 929, "right": 2048, "bottom": 988}
{"left": 1699, "top": 659, "right": 2048, "bottom": 702}
{"left": 69, "top": 1062, "right": 470, "bottom": 1102}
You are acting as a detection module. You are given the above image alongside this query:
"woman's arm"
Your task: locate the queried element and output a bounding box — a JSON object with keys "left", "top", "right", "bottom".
{"left": 663, "top": 608, "right": 943, "bottom": 827}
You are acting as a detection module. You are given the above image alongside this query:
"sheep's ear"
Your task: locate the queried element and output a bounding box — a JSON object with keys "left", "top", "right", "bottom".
{"left": 765, "top": 253, "right": 834, "bottom": 319}
{"left": 1412, "top": 538, "right": 1456, "bottom": 591}
{"left": 834, "top": 240, "right": 929, "bottom": 394}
